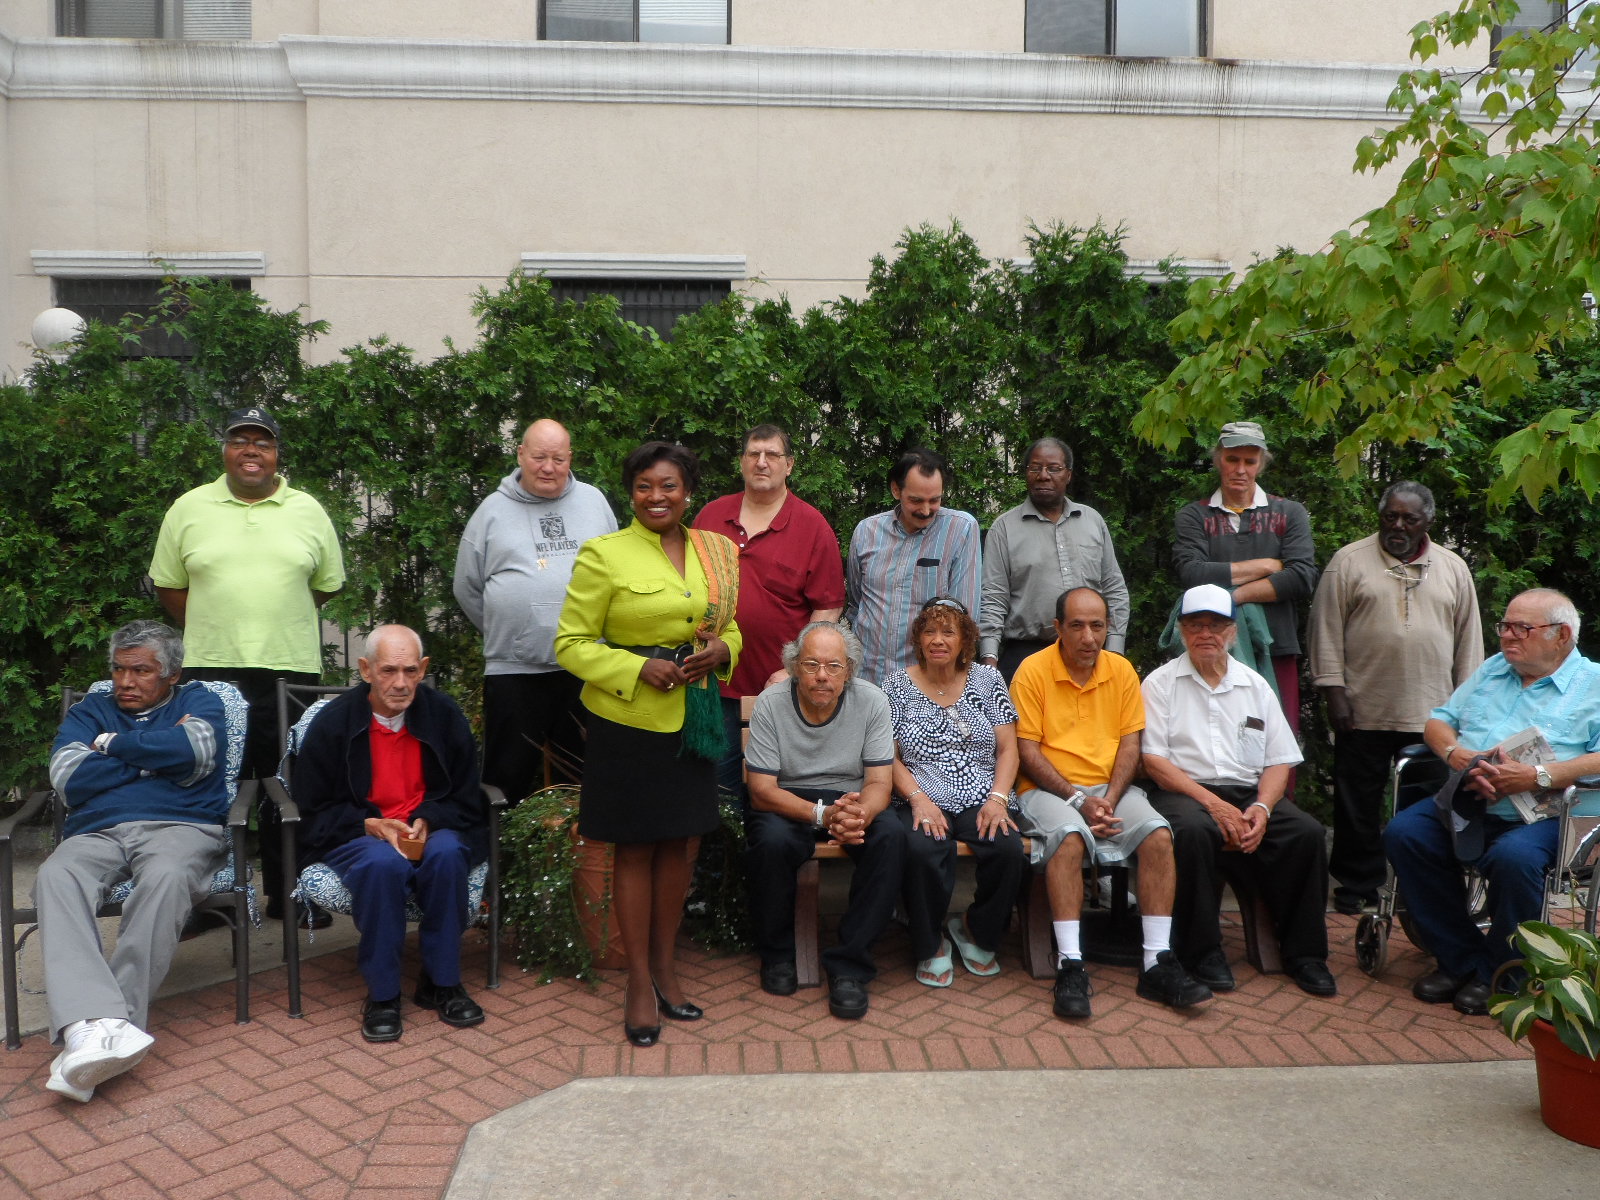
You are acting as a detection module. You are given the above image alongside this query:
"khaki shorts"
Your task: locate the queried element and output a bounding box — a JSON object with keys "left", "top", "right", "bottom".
{"left": 1015, "top": 782, "right": 1170, "bottom": 868}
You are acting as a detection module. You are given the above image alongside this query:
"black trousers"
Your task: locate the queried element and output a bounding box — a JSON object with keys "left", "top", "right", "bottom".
{"left": 997, "top": 639, "right": 1054, "bottom": 685}
{"left": 184, "top": 667, "right": 317, "bottom": 907}
{"left": 481, "top": 671, "right": 586, "bottom": 804}
{"left": 894, "top": 803, "right": 1027, "bottom": 960}
{"left": 744, "top": 791, "right": 906, "bottom": 981}
{"left": 1331, "top": 727, "right": 1420, "bottom": 904}
{"left": 1146, "top": 783, "right": 1330, "bottom": 966}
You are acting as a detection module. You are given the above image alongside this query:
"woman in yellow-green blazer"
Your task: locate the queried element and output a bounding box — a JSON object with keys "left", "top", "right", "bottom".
{"left": 555, "top": 441, "right": 741, "bottom": 1048}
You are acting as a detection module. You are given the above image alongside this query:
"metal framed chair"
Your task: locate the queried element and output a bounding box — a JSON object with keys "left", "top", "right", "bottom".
{"left": 265, "top": 681, "right": 505, "bottom": 1018}
{"left": 1354, "top": 743, "right": 1600, "bottom": 977}
{"left": 0, "top": 680, "right": 257, "bottom": 1049}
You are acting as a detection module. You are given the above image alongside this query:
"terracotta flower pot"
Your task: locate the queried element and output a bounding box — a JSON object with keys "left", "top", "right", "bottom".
{"left": 569, "top": 828, "right": 627, "bottom": 969}
{"left": 1527, "top": 1019, "right": 1600, "bottom": 1148}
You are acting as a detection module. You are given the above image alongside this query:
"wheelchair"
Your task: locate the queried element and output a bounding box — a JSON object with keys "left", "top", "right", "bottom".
{"left": 1354, "top": 744, "right": 1600, "bottom": 977}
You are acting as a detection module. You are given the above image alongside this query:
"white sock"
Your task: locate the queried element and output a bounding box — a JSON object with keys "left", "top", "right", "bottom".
{"left": 1053, "top": 920, "right": 1082, "bottom": 965}
{"left": 1142, "top": 915, "right": 1173, "bottom": 971}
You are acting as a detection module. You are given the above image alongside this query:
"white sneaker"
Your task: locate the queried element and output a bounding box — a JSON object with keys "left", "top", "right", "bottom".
{"left": 45, "top": 1048, "right": 93, "bottom": 1103}
{"left": 54, "top": 1017, "right": 154, "bottom": 1095}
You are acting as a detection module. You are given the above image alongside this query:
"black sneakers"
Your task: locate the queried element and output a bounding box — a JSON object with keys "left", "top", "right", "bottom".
{"left": 1136, "top": 950, "right": 1213, "bottom": 1009}
{"left": 1052, "top": 960, "right": 1093, "bottom": 1020}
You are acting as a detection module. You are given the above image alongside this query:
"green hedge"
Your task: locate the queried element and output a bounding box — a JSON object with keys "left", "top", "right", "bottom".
{"left": 4, "top": 219, "right": 1595, "bottom": 821}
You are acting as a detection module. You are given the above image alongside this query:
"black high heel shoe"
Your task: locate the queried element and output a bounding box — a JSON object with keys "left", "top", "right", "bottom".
{"left": 624, "top": 1021, "right": 661, "bottom": 1047}
{"left": 653, "top": 983, "right": 704, "bottom": 1022}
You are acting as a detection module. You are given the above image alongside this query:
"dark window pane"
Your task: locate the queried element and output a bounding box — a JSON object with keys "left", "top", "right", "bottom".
{"left": 61, "top": 0, "right": 162, "bottom": 37}
{"left": 55, "top": 276, "right": 252, "bottom": 359}
{"left": 1027, "top": 0, "right": 1109, "bottom": 54}
{"left": 546, "top": 0, "right": 634, "bottom": 41}
{"left": 547, "top": 277, "right": 731, "bottom": 340}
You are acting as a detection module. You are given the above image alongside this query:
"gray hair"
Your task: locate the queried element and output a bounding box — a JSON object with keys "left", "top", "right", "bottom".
{"left": 1023, "top": 437, "right": 1073, "bottom": 471}
{"left": 109, "top": 620, "right": 184, "bottom": 677}
{"left": 1379, "top": 480, "right": 1436, "bottom": 521}
{"left": 781, "top": 621, "right": 863, "bottom": 680}
{"left": 362, "top": 624, "right": 426, "bottom": 661}
{"left": 1523, "top": 589, "right": 1582, "bottom": 643}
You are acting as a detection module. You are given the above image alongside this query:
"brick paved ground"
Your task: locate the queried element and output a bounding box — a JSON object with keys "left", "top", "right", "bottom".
{"left": 0, "top": 911, "right": 1527, "bottom": 1200}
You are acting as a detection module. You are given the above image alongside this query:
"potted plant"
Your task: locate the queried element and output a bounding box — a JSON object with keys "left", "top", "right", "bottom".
{"left": 499, "top": 785, "right": 622, "bottom": 981}
{"left": 1490, "top": 920, "right": 1600, "bottom": 1147}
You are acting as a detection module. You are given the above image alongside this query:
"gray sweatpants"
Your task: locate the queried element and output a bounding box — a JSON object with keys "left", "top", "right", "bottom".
{"left": 33, "top": 820, "right": 227, "bottom": 1040}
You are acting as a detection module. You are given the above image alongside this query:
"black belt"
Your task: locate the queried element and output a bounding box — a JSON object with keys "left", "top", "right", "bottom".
{"left": 616, "top": 642, "right": 694, "bottom": 666}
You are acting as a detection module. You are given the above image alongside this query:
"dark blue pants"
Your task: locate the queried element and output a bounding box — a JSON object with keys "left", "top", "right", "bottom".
{"left": 716, "top": 696, "right": 748, "bottom": 810}
{"left": 323, "top": 828, "right": 472, "bottom": 1001}
{"left": 744, "top": 794, "right": 906, "bottom": 982}
{"left": 1384, "top": 800, "right": 1557, "bottom": 985}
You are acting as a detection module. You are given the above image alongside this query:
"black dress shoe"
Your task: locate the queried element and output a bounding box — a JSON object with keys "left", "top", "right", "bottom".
{"left": 827, "top": 975, "right": 868, "bottom": 1020}
{"left": 1453, "top": 981, "right": 1492, "bottom": 1016}
{"left": 1332, "top": 891, "right": 1378, "bottom": 916}
{"left": 1412, "top": 968, "right": 1467, "bottom": 1004}
{"left": 653, "top": 984, "right": 704, "bottom": 1021}
{"left": 413, "top": 975, "right": 485, "bottom": 1028}
{"left": 267, "top": 898, "right": 334, "bottom": 931}
{"left": 361, "top": 997, "right": 403, "bottom": 1043}
{"left": 624, "top": 1022, "right": 661, "bottom": 1047}
{"left": 760, "top": 961, "right": 799, "bottom": 997}
{"left": 1287, "top": 959, "right": 1338, "bottom": 997}
{"left": 1189, "top": 948, "right": 1236, "bottom": 993}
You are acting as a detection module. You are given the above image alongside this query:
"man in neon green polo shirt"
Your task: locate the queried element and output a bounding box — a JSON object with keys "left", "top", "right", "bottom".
{"left": 149, "top": 406, "right": 344, "bottom": 923}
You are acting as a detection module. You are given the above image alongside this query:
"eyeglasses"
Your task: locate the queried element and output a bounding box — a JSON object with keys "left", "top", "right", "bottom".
{"left": 1024, "top": 463, "right": 1067, "bottom": 477}
{"left": 225, "top": 436, "right": 276, "bottom": 451}
{"left": 798, "top": 659, "right": 847, "bottom": 677}
{"left": 922, "top": 597, "right": 968, "bottom": 615}
{"left": 1495, "top": 621, "right": 1562, "bottom": 639}
{"left": 742, "top": 449, "right": 791, "bottom": 462}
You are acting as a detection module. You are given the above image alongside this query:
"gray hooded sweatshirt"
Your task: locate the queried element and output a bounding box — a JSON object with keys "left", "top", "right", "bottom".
{"left": 453, "top": 470, "right": 617, "bottom": 674}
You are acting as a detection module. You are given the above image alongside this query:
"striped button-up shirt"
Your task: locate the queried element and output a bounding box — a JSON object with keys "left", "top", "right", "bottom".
{"left": 844, "top": 507, "right": 981, "bottom": 685}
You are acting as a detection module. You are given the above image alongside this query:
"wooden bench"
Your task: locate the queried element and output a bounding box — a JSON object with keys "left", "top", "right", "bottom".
{"left": 738, "top": 697, "right": 1250, "bottom": 986}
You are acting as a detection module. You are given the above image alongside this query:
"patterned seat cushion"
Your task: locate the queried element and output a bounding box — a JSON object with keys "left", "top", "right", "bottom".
{"left": 295, "top": 860, "right": 490, "bottom": 925}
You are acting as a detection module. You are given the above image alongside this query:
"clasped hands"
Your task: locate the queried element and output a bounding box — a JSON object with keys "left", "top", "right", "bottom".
{"left": 1458, "top": 748, "right": 1539, "bottom": 800}
{"left": 640, "top": 635, "right": 730, "bottom": 692}
{"left": 824, "top": 793, "right": 869, "bottom": 846}
{"left": 1200, "top": 793, "right": 1268, "bottom": 853}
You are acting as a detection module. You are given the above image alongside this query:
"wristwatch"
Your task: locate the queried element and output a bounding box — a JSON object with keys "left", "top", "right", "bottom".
{"left": 1067, "top": 790, "right": 1088, "bottom": 811}
{"left": 1535, "top": 764, "right": 1553, "bottom": 790}
{"left": 814, "top": 799, "right": 829, "bottom": 829}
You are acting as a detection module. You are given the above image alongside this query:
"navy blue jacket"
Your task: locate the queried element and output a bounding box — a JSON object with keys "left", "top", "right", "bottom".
{"left": 293, "top": 683, "right": 487, "bottom": 868}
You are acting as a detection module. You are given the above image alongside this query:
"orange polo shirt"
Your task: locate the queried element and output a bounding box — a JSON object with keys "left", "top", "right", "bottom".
{"left": 1011, "top": 645, "right": 1145, "bottom": 791}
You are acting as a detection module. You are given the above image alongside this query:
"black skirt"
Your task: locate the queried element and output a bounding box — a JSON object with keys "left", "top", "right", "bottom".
{"left": 578, "top": 712, "right": 720, "bottom": 844}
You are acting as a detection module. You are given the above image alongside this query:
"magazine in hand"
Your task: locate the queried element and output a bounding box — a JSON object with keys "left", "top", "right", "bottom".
{"left": 1495, "top": 726, "right": 1569, "bottom": 823}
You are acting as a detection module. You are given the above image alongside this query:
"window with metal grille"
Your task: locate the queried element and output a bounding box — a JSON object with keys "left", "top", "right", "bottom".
{"left": 1025, "top": 0, "right": 1205, "bottom": 56}
{"left": 542, "top": 0, "right": 730, "bottom": 44}
{"left": 547, "top": 278, "right": 732, "bottom": 340}
{"left": 56, "top": 0, "right": 251, "bottom": 39}
{"left": 54, "top": 277, "right": 253, "bottom": 358}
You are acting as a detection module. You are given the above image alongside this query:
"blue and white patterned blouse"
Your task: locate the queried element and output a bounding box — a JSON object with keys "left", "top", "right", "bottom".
{"left": 883, "top": 663, "right": 1018, "bottom": 814}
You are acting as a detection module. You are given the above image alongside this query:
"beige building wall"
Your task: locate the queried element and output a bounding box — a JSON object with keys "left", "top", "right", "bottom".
{"left": 0, "top": 1, "right": 1495, "bottom": 375}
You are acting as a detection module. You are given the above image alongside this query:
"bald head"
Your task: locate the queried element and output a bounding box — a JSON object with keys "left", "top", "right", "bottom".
{"left": 518, "top": 419, "right": 573, "bottom": 498}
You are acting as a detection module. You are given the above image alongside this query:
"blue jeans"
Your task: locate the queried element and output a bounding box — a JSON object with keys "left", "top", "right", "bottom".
{"left": 323, "top": 828, "right": 473, "bottom": 1001}
{"left": 1384, "top": 801, "right": 1558, "bottom": 984}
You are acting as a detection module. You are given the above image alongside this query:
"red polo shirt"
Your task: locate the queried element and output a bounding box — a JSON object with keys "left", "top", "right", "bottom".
{"left": 693, "top": 490, "right": 845, "bottom": 698}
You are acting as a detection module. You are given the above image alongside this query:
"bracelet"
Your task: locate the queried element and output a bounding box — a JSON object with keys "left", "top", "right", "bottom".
{"left": 986, "top": 791, "right": 1008, "bottom": 803}
{"left": 1442, "top": 744, "right": 1458, "bottom": 762}
{"left": 1249, "top": 801, "right": 1272, "bottom": 816}
{"left": 814, "top": 799, "right": 828, "bottom": 830}
{"left": 905, "top": 789, "right": 926, "bottom": 802}
{"left": 1067, "top": 790, "right": 1088, "bottom": 811}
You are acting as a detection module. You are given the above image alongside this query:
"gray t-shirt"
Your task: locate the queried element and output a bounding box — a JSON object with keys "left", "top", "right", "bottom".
{"left": 745, "top": 678, "right": 895, "bottom": 793}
